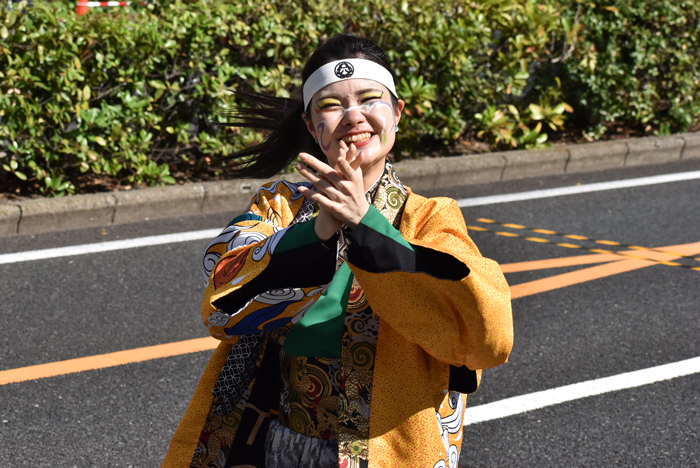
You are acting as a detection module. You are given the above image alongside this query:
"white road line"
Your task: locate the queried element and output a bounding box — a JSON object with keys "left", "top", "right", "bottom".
{"left": 463, "top": 355, "right": 700, "bottom": 426}
{"left": 4, "top": 170, "right": 700, "bottom": 264}
{"left": 457, "top": 170, "right": 700, "bottom": 207}
{"left": 0, "top": 228, "right": 221, "bottom": 265}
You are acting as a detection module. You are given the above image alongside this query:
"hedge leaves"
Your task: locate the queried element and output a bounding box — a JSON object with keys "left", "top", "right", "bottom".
{"left": 1, "top": 0, "right": 698, "bottom": 195}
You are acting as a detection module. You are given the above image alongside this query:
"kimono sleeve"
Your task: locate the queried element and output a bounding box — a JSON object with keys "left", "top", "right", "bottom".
{"left": 345, "top": 195, "right": 513, "bottom": 371}
{"left": 200, "top": 181, "right": 337, "bottom": 343}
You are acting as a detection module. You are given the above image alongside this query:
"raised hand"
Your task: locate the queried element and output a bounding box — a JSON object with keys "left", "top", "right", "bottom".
{"left": 296, "top": 142, "right": 370, "bottom": 240}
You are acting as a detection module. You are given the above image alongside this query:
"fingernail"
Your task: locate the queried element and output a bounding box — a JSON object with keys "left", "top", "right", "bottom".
{"left": 295, "top": 163, "right": 302, "bottom": 170}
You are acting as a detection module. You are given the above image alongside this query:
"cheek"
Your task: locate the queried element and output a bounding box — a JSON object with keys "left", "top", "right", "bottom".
{"left": 316, "top": 120, "right": 333, "bottom": 152}
{"left": 368, "top": 102, "right": 396, "bottom": 144}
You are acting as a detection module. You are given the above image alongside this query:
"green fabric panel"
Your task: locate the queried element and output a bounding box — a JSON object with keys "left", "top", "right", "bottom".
{"left": 275, "top": 219, "right": 321, "bottom": 254}
{"left": 282, "top": 262, "right": 353, "bottom": 358}
{"left": 360, "top": 205, "right": 414, "bottom": 251}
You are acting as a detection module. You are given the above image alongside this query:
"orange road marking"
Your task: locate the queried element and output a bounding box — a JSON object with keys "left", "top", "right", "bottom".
{"left": 476, "top": 218, "right": 697, "bottom": 260}
{"left": 500, "top": 253, "right": 622, "bottom": 273}
{"left": 596, "top": 240, "right": 621, "bottom": 245}
{"left": 3, "top": 241, "right": 699, "bottom": 386}
{"left": 0, "top": 337, "right": 219, "bottom": 386}
{"left": 508, "top": 241, "right": 700, "bottom": 299}
{"left": 524, "top": 237, "right": 551, "bottom": 243}
{"left": 510, "top": 258, "right": 649, "bottom": 299}
{"left": 501, "top": 241, "right": 700, "bottom": 273}
{"left": 556, "top": 243, "right": 583, "bottom": 249}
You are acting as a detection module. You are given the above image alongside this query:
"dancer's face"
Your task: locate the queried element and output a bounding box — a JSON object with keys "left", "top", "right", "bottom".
{"left": 304, "top": 78, "right": 404, "bottom": 173}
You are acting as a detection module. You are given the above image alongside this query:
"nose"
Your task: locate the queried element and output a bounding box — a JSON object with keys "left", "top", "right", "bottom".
{"left": 343, "top": 105, "right": 367, "bottom": 127}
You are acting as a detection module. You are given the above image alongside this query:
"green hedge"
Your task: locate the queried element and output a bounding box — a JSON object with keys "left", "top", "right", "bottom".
{"left": 1, "top": 0, "right": 698, "bottom": 195}
{"left": 563, "top": 1, "right": 700, "bottom": 138}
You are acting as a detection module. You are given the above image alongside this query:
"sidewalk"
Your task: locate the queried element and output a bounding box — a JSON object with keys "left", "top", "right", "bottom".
{"left": 1, "top": 133, "right": 699, "bottom": 238}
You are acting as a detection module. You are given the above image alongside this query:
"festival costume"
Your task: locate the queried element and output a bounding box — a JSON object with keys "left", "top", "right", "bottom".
{"left": 163, "top": 162, "right": 513, "bottom": 468}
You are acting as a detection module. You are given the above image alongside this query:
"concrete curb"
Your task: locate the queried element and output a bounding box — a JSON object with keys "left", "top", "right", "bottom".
{"left": 1, "top": 132, "right": 698, "bottom": 238}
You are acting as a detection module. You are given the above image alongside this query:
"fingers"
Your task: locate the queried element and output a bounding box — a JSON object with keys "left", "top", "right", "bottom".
{"left": 335, "top": 143, "right": 363, "bottom": 181}
{"left": 336, "top": 153, "right": 362, "bottom": 183}
{"left": 298, "top": 153, "right": 332, "bottom": 174}
{"left": 295, "top": 161, "right": 322, "bottom": 184}
{"left": 339, "top": 140, "right": 357, "bottom": 166}
{"left": 297, "top": 147, "right": 362, "bottom": 184}
{"left": 297, "top": 162, "right": 368, "bottom": 228}
{"left": 298, "top": 153, "right": 340, "bottom": 181}
{"left": 298, "top": 152, "right": 330, "bottom": 173}
{"left": 297, "top": 153, "right": 343, "bottom": 190}
{"left": 339, "top": 141, "right": 364, "bottom": 171}
{"left": 295, "top": 163, "right": 338, "bottom": 197}
{"left": 296, "top": 146, "right": 365, "bottom": 226}
{"left": 297, "top": 185, "right": 336, "bottom": 212}
{"left": 338, "top": 141, "right": 349, "bottom": 168}
{"left": 349, "top": 148, "right": 364, "bottom": 171}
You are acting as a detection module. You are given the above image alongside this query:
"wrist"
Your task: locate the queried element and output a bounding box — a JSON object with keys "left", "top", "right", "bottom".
{"left": 345, "top": 201, "right": 370, "bottom": 229}
{"left": 314, "top": 215, "right": 340, "bottom": 241}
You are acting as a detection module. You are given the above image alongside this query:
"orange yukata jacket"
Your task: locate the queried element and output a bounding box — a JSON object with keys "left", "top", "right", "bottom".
{"left": 163, "top": 166, "right": 513, "bottom": 468}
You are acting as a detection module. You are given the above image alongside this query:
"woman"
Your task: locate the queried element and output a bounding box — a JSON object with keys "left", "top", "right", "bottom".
{"left": 163, "top": 34, "right": 513, "bottom": 468}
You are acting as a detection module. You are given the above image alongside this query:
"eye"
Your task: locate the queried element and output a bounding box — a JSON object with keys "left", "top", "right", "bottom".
{"left": 361, "top": 91, "right": 384, "bottom": 103}
{"left": 316, "top": 98, "right": 342, "bottom": 110}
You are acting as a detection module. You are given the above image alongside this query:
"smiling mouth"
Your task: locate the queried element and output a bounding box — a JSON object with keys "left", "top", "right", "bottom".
{"left": 341, "top": 132, "right": 373, "bottom": 145}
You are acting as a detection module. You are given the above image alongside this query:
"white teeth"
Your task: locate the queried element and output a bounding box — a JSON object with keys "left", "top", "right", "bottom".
{"left": 342, "top": 132, "right": 372, "bottom": 144}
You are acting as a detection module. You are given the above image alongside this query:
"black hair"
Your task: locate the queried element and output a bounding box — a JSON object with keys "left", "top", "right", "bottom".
{"left": 219, "top": 34, "right": 398, "bottom": 178}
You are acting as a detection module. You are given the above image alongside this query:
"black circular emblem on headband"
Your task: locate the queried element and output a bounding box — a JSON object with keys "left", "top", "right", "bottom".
{"left": 334, "top": 61, "right": 354, "bottom": 79}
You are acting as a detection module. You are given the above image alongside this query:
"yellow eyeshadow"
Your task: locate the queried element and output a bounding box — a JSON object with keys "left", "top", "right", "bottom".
{"left": 361, "top": 91, "right": 384, "bottom": 100}
{"left": 316, "top": 98, "right": 341, "bottom": 107}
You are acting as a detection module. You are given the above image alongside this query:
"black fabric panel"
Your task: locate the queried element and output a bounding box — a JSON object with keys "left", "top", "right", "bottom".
{"left": 223, "top": 338, "right": 282, "bottom": 468}
{"left": 413, "top": 244, "right": 470, "bottom": 280}
{"left": 449, "top": 365, "right": 479, "bottom": 394}
{"left": 213, "top": 234, "right": 338, "bottom": 314}
{"left": 346, "top": 224, "right": 469, "bottom": 281}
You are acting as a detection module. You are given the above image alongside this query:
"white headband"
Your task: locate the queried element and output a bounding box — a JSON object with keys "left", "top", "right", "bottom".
{"left": 302, "top": 58, "right": 398, "bottom": 109}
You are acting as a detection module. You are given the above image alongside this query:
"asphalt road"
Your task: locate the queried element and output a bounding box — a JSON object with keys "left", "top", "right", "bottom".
{"left": 1, "top": 158, "right": 699, "bottom": 467}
